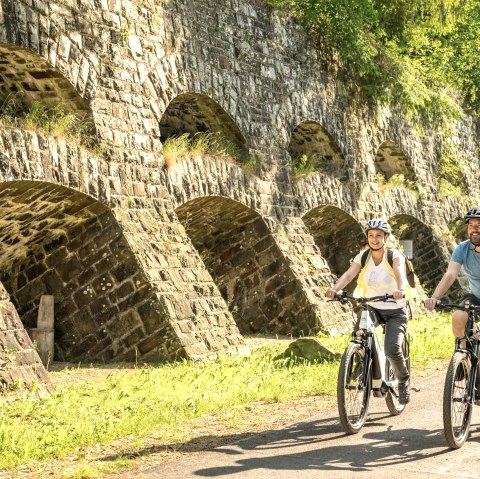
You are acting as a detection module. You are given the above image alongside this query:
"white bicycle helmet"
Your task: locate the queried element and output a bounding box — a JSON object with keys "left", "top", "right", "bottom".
{"left": 366, "top": 219, "right": 391, "bottom": 234}
{"left": 464, "top": 207, "right": 480, "bottom": 223}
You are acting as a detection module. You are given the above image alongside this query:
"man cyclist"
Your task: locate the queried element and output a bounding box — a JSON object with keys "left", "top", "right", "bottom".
{"left": 425, "top": 207, "right": 480, "bottom": 342}
{"left": 326, "top": 219, "right": 410, "bottom": 404}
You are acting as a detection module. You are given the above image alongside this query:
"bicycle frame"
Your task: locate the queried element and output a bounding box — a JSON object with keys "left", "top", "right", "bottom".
{"left": 455, "top": 310, "right": 480, "bottom": 404}
{"left": 337, "top": 292, "right": 401, "bottom": 399}
{"left": 439, "top": 302, "right": 480, "bottom": 404}
{"left": 437, "top": 301, "right": 480, "bottom": 448}
{"left": 355, "top": 305, "right": 396, "bottom": 398}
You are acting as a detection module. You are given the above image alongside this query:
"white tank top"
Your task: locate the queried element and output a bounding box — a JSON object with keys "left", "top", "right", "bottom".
{"left": 363, "top": 257, "right": 406, "bottom": 310}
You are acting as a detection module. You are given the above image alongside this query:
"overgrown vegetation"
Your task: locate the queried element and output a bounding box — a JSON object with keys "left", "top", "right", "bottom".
{"left": 266, "top": 0, "right": 479, "bottom": 129}
{"left": 0, "top": 313, "right": 452, "bottom": 472}
{"left": 291, "top": 153, "right": 344, "bottom": 178}
{"left": 292, "top": 153, "right": 317, "bottom": 176}
{"left": 376, "top": 172, "right": 418, "bottom": 193}
{"left": 0, "top": 96, "right": 97, "bottom": 150}
{"left": 162, "top": 132, "right": 242, "bottom": 169}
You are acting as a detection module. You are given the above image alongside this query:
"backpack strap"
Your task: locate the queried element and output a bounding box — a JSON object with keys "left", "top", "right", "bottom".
{"left": 360, "top": 249, "right": 370, "bottom": 268}
{"left": 361, "top": 248, "right": 394, "bottom": 268}
{"left": 386, "top": 248, "right": 394, "bottom": 267}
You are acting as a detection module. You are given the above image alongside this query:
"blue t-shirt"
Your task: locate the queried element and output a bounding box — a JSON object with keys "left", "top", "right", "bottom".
{"left": 451, "top": 240, "right": 480, "bottom": 298}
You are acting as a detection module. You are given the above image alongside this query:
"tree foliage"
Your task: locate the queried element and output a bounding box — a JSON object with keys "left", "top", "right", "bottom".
{"left": 266, "top": 0, "right": 479, "bottom": 126}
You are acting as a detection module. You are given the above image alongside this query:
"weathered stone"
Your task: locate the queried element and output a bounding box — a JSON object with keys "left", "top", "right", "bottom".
{"left": 0, "top": 0, "right": 474, "bottom": 397}
{"left": 283, "top": 337, "right": 341, "bottom": 362}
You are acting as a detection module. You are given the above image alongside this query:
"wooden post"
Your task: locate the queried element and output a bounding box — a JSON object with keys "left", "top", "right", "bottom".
{"left": 37, "top": 295, "right": 54, "bottom": 330}
{"left": 28, "top": 295, "right": 55, "bottom": 366}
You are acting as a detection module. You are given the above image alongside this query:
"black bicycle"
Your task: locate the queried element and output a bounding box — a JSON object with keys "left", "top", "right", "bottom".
{"left": 332, "top": 292, "right": 410, "bottom": 434}
{"left": 436, "top": 301, "right": 480, "bottom": 449}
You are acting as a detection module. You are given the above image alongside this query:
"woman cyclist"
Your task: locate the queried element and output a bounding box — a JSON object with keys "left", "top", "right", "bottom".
{"left": 325, "top": 219, "right": 410, "bottom": 404}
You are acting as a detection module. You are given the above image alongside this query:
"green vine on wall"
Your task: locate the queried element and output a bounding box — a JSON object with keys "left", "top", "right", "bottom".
{"left": 265, "top": 0, "right": 478, "bottom": 131}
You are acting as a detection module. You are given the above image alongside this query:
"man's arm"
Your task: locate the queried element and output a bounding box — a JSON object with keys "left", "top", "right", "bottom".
{"left": 424, "top": 261, "right": 462, "bottom": 311}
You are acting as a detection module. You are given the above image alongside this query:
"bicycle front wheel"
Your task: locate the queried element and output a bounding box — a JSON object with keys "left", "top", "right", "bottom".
{"left": 443, "top": 351, "right": 472, "bottom": 449}
{"left": 337, "top": 342, "right": 371, "bottom": 434}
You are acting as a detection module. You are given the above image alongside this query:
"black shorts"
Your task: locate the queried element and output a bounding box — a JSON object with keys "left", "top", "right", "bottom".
{"left": 461, "top": 293, "right": 480, "bottom": 307}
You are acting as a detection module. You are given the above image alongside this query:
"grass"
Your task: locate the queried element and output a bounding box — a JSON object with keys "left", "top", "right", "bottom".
{"left": 162, "top": 132, "right": 240, "bottom": 169}
{"left": 0, "top": 96, "right": 98, "bottom": 151}
{"left": 376, "top": 173, "right": 418, "bottom": 193}
{"left": 0, "top": 312, "right": 453, "bottom": 471}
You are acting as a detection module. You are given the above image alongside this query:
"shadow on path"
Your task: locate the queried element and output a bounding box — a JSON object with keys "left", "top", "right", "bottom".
{"left": 193, "top": 413, "right": 480, "bottom": 477}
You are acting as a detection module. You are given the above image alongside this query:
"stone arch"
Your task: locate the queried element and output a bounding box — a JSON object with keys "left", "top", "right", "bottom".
{"left": 389, "top": 214, "right": 460, "bottom": 298}
{"left": 159, "top": 93, "right": 248, "bottom": 162}
{"left": 288, "top": 121, "right": 347, "bottom": 180}
{"left": 0, "top": 44, "right": 91, "bottom": 115}
{"left": 175, "top": 196, "right": 314, "bottom": 335}
{"left": 0, "top": 44, "right": 97, "bottom": 146}
{"left": 302, "top": 205, "right": 365, "bottom": 290}
{"left": 375, "top": 140, "right": 417, "bottom": 183}
{"left": 0, "top": 180, "right": 174, "bottom": 362}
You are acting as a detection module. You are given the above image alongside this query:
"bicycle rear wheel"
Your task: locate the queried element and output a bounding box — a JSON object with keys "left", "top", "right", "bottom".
{"left": 337, "top": 342, "right": 371, "bottom": 434}
{"left": 443, "top": 351, "right": 472, "bottom": 449}
{"left": 385, "top": 333, "right": 410, "bottom": 415}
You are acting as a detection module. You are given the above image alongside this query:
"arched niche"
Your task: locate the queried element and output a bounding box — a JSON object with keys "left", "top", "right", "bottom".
{"left": 389, "top": 214, "right": 458, "bottom": 297}
{"left": 0, "top": 44, "right": 94, "bottom": 126}
{"left": 375, "top": 140, "right": 417, "bottom": 184}
{"left": 160, "top": 93, "right": 248, "bottom": 163}
{"left": 175, "top": 196, "right": 312, "bottom": 335}
{"left": 303, "top": 205, "right": 365, "bottom": 289}
{"left": 288, "top": 121, "right": 346, "bottom": 180}
{"left": 0, "top": 181, "right": 160, "bottom": 362}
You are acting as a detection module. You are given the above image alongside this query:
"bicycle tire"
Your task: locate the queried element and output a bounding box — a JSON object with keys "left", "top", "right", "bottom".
{"left": 337, "top": 342, "right": 371, "bottom": 434}
{"left": 385, "top": 334, "right": 410, "bottom": 415}
{"left": 443, "top": 351, "right": 472, "bottom": 449}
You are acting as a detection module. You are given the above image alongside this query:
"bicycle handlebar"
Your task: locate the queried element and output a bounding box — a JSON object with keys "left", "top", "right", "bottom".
{"left": 331, "top": 292, "right": 398, "bottom": 304}
{"left": 434, "top": 302, "right": 480, "bottom": 313}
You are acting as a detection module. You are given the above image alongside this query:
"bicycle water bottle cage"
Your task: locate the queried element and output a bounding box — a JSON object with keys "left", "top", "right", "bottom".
{"left": 359, "top": 309, "right": 374, "bottom": 330}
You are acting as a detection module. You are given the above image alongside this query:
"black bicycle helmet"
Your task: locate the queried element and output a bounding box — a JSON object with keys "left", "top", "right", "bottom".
{"left": 465, "top": 207, "right": 480, "bottom": 223}
{"left": 366, "top": 219, "right": 391, "bottom": 234}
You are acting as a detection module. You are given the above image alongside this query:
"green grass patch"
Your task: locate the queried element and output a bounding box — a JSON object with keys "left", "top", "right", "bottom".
{"left": 162, "top": 132, "right": 241, "bottom": 169}
{"left": 0, "top": 313, "right": 454, "bottom": 470}
{"left": 0, "top": 96, "right": 98, "bottom": 151}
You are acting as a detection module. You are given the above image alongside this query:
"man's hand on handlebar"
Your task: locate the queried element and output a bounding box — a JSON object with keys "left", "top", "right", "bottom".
{"left": 424, "top": 297, "right": 440, "bottom": 311}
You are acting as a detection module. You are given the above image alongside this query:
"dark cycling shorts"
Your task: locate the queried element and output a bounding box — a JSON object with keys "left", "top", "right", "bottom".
{"left": 460, "top": 293, "right": 480, "bottom": 307}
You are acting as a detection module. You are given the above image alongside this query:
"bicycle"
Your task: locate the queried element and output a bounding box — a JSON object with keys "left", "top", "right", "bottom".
{"left": 332, "top": 292, "right": 410, "bottom": 434}
{"left": 435, "top": 301, "right": 480, "bottom": 449}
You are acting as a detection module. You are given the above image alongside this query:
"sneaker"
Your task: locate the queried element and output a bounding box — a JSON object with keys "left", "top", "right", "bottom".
{"left": 398, "top": 381, "right": 410, "bottom": 405}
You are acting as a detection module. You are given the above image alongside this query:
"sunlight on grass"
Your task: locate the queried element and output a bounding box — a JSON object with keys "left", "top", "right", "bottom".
{"left": 0, "top": 313, "right": 453, "bottom": 470}
{"left": 162, "top": 132, "right": 239, "bottom": 169}
{"left": 0, "top": 96, "right": 98, "bottom": 150}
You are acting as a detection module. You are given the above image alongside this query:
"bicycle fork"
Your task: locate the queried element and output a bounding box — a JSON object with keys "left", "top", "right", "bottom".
{"left": 456, "top": 337, "right": 479, "bottom": 404}
{"left": 359, "top": 335, "right": 373, "bottom": 392}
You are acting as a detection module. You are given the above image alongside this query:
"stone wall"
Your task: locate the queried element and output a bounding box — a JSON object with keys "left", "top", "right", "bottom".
{"left": 0, "top": 282, "right": 53, "bottom": 396}
{"left": 0, "top": 0, "right": 477, "bottom": 383}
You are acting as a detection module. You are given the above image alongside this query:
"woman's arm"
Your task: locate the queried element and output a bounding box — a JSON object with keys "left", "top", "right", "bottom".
{"left": 326, "top": 262, "right": 362, "bottom": 299}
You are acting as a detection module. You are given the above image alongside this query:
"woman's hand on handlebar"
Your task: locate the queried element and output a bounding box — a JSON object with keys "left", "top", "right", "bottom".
{"left": 326, "top": 288, "right": 337, "bottom": 299}
{"left": 392, "top": 289, "right": 405, "bottom": 300}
